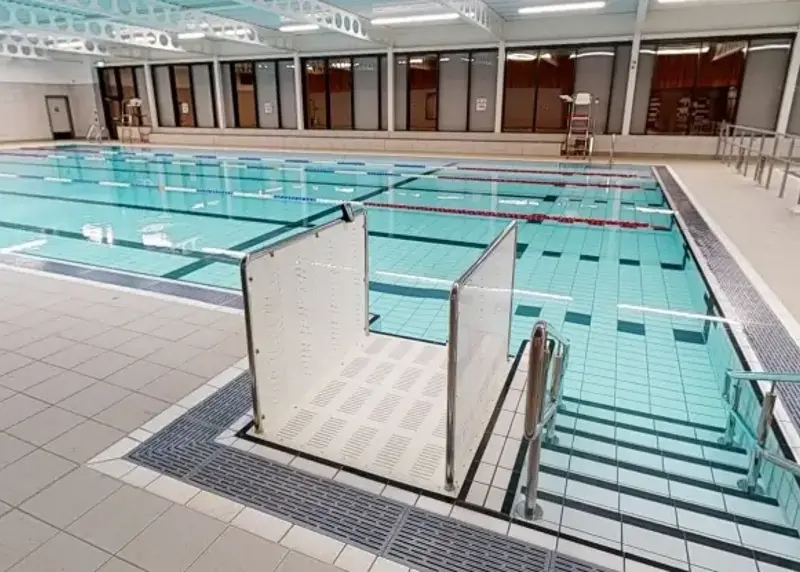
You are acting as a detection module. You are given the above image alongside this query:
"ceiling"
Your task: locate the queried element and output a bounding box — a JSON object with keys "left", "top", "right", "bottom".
{"left": 0, "top": 0, "right": 798, "bottom": 63}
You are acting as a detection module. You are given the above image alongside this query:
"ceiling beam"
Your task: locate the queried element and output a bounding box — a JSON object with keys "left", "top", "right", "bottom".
{"left": 0, "top": 1, "right": 184, "bottom": 51}
{"left": 437, "top": 0, "right": 504, "bottom": 38}
{"left": 225, "top": 0, "right": 389, "bottom": 44}
{"left": 22, "top": 0, "right": 291, "bottom": 49}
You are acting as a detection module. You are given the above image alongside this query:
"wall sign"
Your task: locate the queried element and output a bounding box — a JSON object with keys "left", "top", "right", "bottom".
{"left": 264, "top": 102, "right": 274, "bottom": 114}
{"left": 475, "top": 97, "right": 487, "bottom": 112}
{"left": 180, "top": 102, "right": 189, "bottom": 114}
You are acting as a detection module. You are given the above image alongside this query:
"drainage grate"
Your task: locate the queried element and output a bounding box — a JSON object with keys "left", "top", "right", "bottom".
{"left": 126, "top": 371, "right": 616, "bottom": 572}
{"left": 386, "top": 508, "right": 552, "bottom": 572}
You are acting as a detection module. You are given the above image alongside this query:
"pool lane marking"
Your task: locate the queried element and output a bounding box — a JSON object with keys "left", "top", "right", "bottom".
{"left": 0, "top": 239, "right": 47, "bottom": 254}
{"left": 99, "top": 181, "right": 130, "bottom": 187}
{"left": 617, "top": 303, "right": 739, "bottom": 324}
{"left": 44, "top": 177, "right": 71, "bottom": 183}
{"left": 0, "top": 173, "right": 18, "bottom": 178}
{"left": 163, "top": 185, "right": 197, "bottom": 193}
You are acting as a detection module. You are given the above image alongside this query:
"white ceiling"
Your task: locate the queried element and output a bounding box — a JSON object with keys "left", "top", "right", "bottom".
{"left": 0, "top": 0, "right": 798, "bottom": 63}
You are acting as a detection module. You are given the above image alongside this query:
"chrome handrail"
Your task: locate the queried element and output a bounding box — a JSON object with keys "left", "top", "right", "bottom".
{"left": 515, "top": 320, "right": 569, "bottom": 520}
{"left": 445, "top": 221, "right": 518, "bottom": 491}
{"left": 719, "top": 369, "right": 800, "bottom": 493}
{"left": 716, "top": 121, "right": 800, "bottom": 202}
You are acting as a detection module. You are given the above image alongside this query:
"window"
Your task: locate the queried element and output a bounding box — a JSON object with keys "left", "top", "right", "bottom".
{"left": 97, "top": 65, "right": 146, "bottom": 139}
{"left": 232, "top": 62, "right": 257, "bottom": 128}
{"left": 438, "top": 53, "right": 469, "bottom": 132}
{"left": 394, "top": 56, "right": 408, "bottom": 131}
{"left": 329, "top": 58, "right": 353, "bottom": 129}
{"left": 173, "top": 65, "right": 195, "bottom": 127}
{"left": 304, "top": 59, "right": 327, "bottom": 129}
{"left": 636, "top": 39, "right": 771, "bottom": 135}
{"left": 502, "top": 51, "right": 537, "bottom": 132}
{"left": 535, "top": 48, "right": 574, "bottom": 132}
{"left": 151, "top": 63, "right": 217, "bottom": 129}
{"left": 606, "top": 45, "right": 630, "bottom": 134}
{"left": 408, "top": 54, "right": 438, "bottom": 131}
{"left": 278, "top": 61, "right": 298, "bottom": 129}
{"left": 574, "top": 47, "right": 616, "bottom": 133}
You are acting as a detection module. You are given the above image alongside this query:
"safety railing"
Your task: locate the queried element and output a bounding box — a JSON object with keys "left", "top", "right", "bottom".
{"left": 446, "top": 221, "right": 518, "bottom": 491}
{"left": 719, "top": 370, "right": 800, "bottom": 494}
{"left": 609, "top": 134, "right": 616, "bottom": 167}
{"left": 716, "top": 121, "right": 800, "bottom": 203}
{"left": 515, "top": 320, "right": 570, "bottom": 520}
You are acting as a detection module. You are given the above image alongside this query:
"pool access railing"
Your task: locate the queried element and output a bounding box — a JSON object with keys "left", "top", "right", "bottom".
{"left": 719, "top": 370, "right": 800, "bottom": 494}
{"left": 515, "top": 320, "right": 570, "bottom": 520}
{"left": 715, "top": 121, "right": 800, "bottom": 204}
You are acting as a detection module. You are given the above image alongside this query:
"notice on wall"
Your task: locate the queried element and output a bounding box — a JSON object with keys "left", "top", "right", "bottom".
{"left": 475, "top": 97, "right": 487, "bottom": 112}
{"left": 180, "top": 102, "right": 189, "bottom": 114}
{"left": 264, "top": 102, "right": 274, "bottom": 114}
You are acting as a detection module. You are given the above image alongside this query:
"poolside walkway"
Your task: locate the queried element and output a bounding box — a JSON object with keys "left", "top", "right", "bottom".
{"left": 668, "top": 160, "right": 800, "bottom": 345}
{"left": 0, "top": 267, "right": 346, "bottom": 572}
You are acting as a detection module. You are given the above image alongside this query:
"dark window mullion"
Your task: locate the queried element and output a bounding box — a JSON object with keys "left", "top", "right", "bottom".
{"left": 435, "top": 53, "right": 441, "bottom": 131}
{"left": 274, "top": 61, "right": 283, "bottom": 129}
{"left": 168, "top": 65, "right": 181, "bottom": 127}
{"left": 324, "top": 58, "right": 331, "bottom": 129}
{"left": 349, "top": 56, "right": 355, "bottom": 130}
{"left": 531, "top": 54, "right": 540, "bottom": 133}
{"left": 231, "top": 63, "right": 241, "bottom": 128}
{"left": 465, "top": 51, "right": 473, "bottom": 132}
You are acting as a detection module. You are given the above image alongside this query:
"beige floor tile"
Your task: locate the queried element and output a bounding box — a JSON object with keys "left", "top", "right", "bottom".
{"left": 93, "top": 393, "right": 169, "bottom": 432}
{"left": 0, "top": 361, "right": 64, "bottom": 391}
{"left": 0, "top": 433, "right": 34, "bottom": 471}
{"left": 9, "top": 531, "right": 110, "bottom": 572}
{"left": 43, "top": 419, "right": 125, "bottom": 463}
{"left": 105, "top": 360, "right": 170, "bottom": 391}
{"left": 187, "top": 526, "right": 288, "bottom": 572}
{"left": 59, "top": 382, "right": 131, "bottom": 417}
{"left": 0, "top": 510, "right": 58, "bottom": 571}
{"left": 276, "top": 551, "right": 343, "bottom": 572}
{"left": 23, "top": 370, "right": 96, "bottom": 404}
{"left": 119, "top": 504, "right": 226, "bottom": 572}
{"left": 68, "top": 485, "right": 172, "bottom": 553}
{"left": 140, "top": 369, "right": 207, "bottom": 402}
{"left": 21, "top": 466, "right": 122, "bottom": 528}
{"left": 74, "top": 351, "right": 138, "bottom": 380}
{"left": 6, "top": 406, "right": 85, "bottom": 447}
{"left": 0, "top": 449, "right": 76, "bottom": 505}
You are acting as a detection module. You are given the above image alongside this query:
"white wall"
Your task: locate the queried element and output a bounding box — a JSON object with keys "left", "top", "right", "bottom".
{"left": 0, "top": 57, "right": 98, "bottom": 142}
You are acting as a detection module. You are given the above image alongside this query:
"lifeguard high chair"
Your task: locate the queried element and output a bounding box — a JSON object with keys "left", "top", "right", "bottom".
{"left": 560, "top": 92, "right": 597, "bottom": 160}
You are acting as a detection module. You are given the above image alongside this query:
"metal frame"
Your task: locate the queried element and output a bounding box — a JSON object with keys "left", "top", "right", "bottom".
{"left": 515, "top": 320, "right": 569, "bottom": 520}
{"left": 718, "top": 370, "right": 800, "bottom": 494}
{"left": 716, "top": 121, "right": 800, "bottom": 203}
{"left": 241, "top": 205, "right": 367, "bottom": 434}
{"left": 445, "top": 220, "right": 518, "bottom": 491}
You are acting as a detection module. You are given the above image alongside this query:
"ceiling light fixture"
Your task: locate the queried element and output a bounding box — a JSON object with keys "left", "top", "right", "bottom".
{"left": 279, "top": 23, "right": 320, "bottom": 32}
{"left": 519, "top": 1, "right": 605, "bottom": 14}
{"left": 177, "top": 31, "right": 206, "bottom": 40}
{"left": 371, "top": 13, "right": 459, "bottom": 25}
{"left": 507, "top": 52, "right": 536, "bottom": 61}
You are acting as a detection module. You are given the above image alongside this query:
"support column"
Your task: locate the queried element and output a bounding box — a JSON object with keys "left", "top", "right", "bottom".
{"left": 494, "top": 41, "right": 505, "bottom": 133}
{"left": 293, "top": 53, "right": 304, "bottom": 130}
{"left": 143, "top": 62, "right": 159, "bottom": 128}
{"left": 777, "top": 28, "right": 800, "bottom": 134}
{"left": 621, "top": 0, "right": 649, "bottom": 135}
{"left": 212, "top": 57, "right": 225, "bottom": 130}
{"left": 387, "top": 46, "right": 395, "bottom": 132}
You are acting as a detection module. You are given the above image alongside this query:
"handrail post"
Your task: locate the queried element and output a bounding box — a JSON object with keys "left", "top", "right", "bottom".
{"left": 716, "top": 121, "right": 725, "bottom": 159}
{"left": 727, "top": 126, "right": 736, "bottom": 167}
{"left": 743, "top": 132, "right": 755, "bottom": 176}
{"left": 766, "top": 135, "right": 780, "bottom": 190}
{"left": 516, "top": 322, "right": 548, "bottom": 520}
{"left": 544, "top": 343, "right": 566, "bottom": 443}
{"left": 719, "top": 373, "right": 741, "bottom": 446}
{"left": 739, "top": 383, "right": 777, "bottom": 494}
{"left": 445, "top": 284, "right": 459, "bottom": 492}
{"left": 609, "top": 134, "right": 615, "bottom": 167}
{"left": 755, "top": 135, "right": 766, "bottom": 183}
{"left": 779, "top": 138, "right": 795, "bottom": 199}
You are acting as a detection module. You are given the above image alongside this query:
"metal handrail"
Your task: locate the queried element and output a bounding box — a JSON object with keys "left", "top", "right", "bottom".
{"left": 515, "top": 320, "right": 570, "bottom": 520}
{"left": 717, "top": 121, "right": 800, "bottom": 202}
{"left": 445, "top": 221, "right": 518, "bottom": 491}
{"left": 609, "top": 134, "right": 616, "bottom": 167}
{"left": 719, "top": 369, "right": 800, "bottom": 494}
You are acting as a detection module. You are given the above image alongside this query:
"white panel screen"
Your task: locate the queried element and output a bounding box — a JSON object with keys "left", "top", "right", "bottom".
{"left": 438, "top": 52, "right": 469, "bottom": 132}
{"left": 191, "top": 64, "right": 215, "bottom": 128}
{"left": 221, "top": 63, "right": 235, "bottom": 129}
{"left": 354, "top": 56, "right": 380, "bottom": 130}
{"left": 449, "top": 223, "right": 516, "bottom": 487}
{"left": 738, "top": 39, "right": 791, "bottom": 130}
{"left": 395, "top": 56, "right": 408, "bottom": 131}
{"left": 243, "top": 211, "right": 368, "bottom": 432}
{"left": 256, "top": 61, "right": 280, "bottom": 129}
{"left": 469, "top": 51, "right": 497, "bottom": 132}
{"left": 630, "top": 45, "right": 655, "bottom": 134}
{"left": 607, "top": 45, "right": 631, "bottom": 134}
{"left": 278, "top": 60, "right": 297, "bottom": 129}
{"left": 153, "top": 66, "right": 175, "bottom": 127}
{"left": 134, "top": 67, "right": 152, "bottom": 126}
{"left": 574, "top": 47, "right": 615, "bottom": 133}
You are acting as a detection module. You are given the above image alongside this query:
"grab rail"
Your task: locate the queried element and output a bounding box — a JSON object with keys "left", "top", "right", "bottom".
{"left": 716, "top": 121, "right": 800, "bottom": 202}
{"left": 516, "top": 320, "right": 569, "bottom": 520}
{"left": 719, "top": 370, "right": 800, "bottom": 494}
{"left": 445, "top": 221, "right": 518, "bottom": 490}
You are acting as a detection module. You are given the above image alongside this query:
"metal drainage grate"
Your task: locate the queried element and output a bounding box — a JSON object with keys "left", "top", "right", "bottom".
{"left": 126, "top": 371, "right": 616, "bottom": 572}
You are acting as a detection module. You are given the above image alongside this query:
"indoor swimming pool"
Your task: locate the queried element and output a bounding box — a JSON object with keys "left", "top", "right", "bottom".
{"left": 2, "top": 144, "right": 800, "bottom": 567}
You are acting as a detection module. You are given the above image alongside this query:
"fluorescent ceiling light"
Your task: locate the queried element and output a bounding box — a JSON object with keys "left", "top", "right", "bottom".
{"left": 519, "top": 1, "right": 604, "bottom": 14}
{"left": 641, "top": 45, "right": 710, "bottom": 55}
{"left": 371, "top": 13, "right": 459, "bottom": 25}
{"left": 279, "top": 23, "right": 320, "bottom": 32}
{"left": 177, "top": 31, "right": 206, "bottom": 40}
{"left": 570, "top": 50, "right": 615, "bottom": 58}
{"left": 748, "top": 43, "right": 791, "bottom": 52}
{"left": 508, "top": 52, "right": 536, "bottom": 61}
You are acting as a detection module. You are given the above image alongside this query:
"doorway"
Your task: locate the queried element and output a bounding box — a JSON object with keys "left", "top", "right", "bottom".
{"left": 45, "top": 96, "right": 75, "bottom": 140}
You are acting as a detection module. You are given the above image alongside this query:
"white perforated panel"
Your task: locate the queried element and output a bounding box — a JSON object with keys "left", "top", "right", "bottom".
{"left": 250, "top": 334, "right": 456, "bottom": 494}
{"left": 242, "top": 212, "right": 368, "bottom": 431}
{"left": 451, "top": 224, "right": 516, "bottom": 486}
